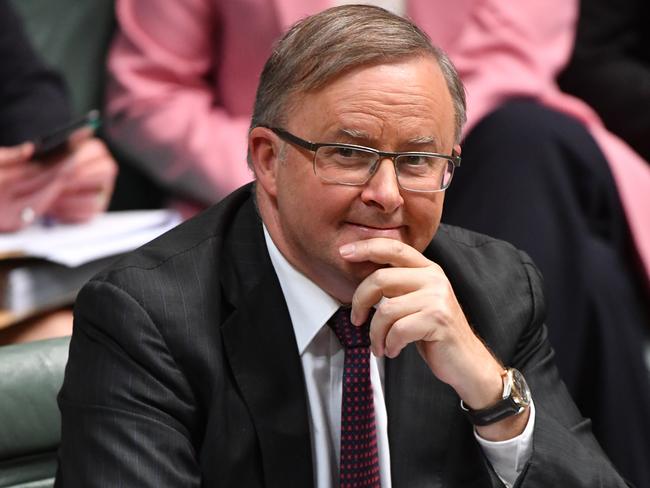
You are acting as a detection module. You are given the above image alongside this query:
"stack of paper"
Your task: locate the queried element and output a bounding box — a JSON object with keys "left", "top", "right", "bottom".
{"left": 0, "top": 210, "right": 181, "bottom": 327}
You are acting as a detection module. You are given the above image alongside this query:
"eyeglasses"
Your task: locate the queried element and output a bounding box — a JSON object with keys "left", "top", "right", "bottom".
{"left": 265, "top": 127, "right": 460, "bottom": 192}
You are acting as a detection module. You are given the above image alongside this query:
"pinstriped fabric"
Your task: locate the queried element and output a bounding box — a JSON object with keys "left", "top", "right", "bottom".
{"left": 328, "top": 307, "right": 381, "bottom": 488}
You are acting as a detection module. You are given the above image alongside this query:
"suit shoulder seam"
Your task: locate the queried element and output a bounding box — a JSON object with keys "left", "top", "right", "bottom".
{"left": 103, "top": 234, "right": 219, "bottom": 277}
{"left": 438, "top": 225, "right": 517, "bottom": 251}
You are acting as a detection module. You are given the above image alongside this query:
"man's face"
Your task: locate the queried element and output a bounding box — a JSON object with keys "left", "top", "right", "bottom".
{"left": 256, "top": 56, "right": 458, "bottom": 302}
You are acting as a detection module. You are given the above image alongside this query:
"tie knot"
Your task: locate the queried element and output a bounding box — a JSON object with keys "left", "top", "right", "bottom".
{"left": 327, "top": 307, "right": 373, "bottom": 349}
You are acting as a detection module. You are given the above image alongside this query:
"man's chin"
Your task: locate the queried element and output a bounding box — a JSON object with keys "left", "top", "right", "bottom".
{"left": 341, "top": 260, "right": 386, "bottom": 283}
{"left": 324, "top": 260, "right": 384, "bottom": 304}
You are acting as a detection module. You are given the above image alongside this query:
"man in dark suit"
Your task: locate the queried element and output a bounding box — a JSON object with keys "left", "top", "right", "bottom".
{"left": 56, "top": 5, "right": 629, "bottom": 487}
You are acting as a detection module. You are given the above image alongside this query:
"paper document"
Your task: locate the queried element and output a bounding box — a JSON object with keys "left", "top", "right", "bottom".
{"left": 0, "top": 210, "right": 182, "bottom": 267}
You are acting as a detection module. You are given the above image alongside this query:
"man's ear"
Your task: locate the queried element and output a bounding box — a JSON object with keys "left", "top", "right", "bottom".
{"left": 248, "top": 127, "right": 282, "bottom": 197}
{"left": 453, "top": 143, "right": 461, "bottom": 157}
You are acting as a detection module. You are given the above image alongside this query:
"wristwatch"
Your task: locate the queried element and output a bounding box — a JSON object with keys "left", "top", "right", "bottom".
{"left": 460, "top": 368, "right": 531, "bottom": 426}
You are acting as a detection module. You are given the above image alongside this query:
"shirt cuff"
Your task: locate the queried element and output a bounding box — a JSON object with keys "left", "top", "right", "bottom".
{"left": 474, "top": 400, "right": 535, "bottom": 488}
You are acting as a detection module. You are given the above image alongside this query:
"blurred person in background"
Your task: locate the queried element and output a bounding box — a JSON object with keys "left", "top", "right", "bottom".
{"left": 105, "top": 1, "right": 650, "bottom": 485}
{"left": 0, "top": 2, "right": 117, "bottom": 343}
{"left": 0, "top": 2, "right": 116, "bottom": 232}
{"left": 559, "top": 0, "right": 650, "bottom": 164}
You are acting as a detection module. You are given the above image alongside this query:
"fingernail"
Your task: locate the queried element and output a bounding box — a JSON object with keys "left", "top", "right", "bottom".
{"left": 350, "top": 310, "right": 359, "bottom": 325}
{"left": 339, "top": 243, "right": 355, "bottom": 257}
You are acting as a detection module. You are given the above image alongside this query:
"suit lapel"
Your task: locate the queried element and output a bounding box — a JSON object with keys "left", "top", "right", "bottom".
{"left": 219, "top": 195, "right": 314, "bottom": 487}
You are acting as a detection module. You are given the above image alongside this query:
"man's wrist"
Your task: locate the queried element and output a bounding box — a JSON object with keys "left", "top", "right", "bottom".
{"left": 461, "top": 368, "right": 532, "bottom": 440}
{"left": 475, "top": 404, "right": 530, "bottom": 442}
{"left": 454, "top": 358, "right": 505, "bottom": 411}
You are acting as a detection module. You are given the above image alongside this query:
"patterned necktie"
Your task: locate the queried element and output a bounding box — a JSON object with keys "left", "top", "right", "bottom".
{"left": 328, "top": 307, "right": 381, "bottom": 488}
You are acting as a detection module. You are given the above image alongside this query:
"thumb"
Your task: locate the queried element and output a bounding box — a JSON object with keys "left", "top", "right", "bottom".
{"left": 66, "top": 126, "right": 96, "bottom": 149}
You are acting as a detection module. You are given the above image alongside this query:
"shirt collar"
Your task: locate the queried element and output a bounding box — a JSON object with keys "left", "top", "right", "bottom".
{"left": 263, "top": 225, "right": 340, "bottom": 354}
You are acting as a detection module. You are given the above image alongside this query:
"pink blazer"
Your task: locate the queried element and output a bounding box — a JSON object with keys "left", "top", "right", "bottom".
{"left": 106, "top": 0, "right": 650, "bottom": 281}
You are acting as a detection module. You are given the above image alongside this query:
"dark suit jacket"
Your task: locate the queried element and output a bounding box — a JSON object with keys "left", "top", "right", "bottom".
{"left": 55, "top": 184, "right": 628, "bottom": 487}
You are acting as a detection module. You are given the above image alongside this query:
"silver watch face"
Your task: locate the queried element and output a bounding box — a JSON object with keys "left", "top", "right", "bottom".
{"left": 510, "top": 368, "right": 531, "bottom": 407}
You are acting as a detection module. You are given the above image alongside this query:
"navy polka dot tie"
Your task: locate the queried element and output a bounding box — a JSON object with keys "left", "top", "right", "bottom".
{"left": 328, "top": 307, "right": 381, "bottom": 488}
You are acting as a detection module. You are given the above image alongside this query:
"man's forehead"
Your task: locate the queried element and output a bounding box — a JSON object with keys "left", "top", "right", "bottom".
{"left": 287, "top": 56, "right": 444, "bottom": 105}
{"left": 287, "top": 57, "right": 455, "bottom": 143}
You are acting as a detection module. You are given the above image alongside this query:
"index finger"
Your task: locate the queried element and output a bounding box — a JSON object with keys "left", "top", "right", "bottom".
{"left": 0, "top": 142, "right": 34, "bottom": 166}
{"left": 339, "top": 237, "right": 431, "bottom": 268}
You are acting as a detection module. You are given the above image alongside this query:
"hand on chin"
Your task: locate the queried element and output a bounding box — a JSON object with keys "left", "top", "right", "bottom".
{"left": 342, "top": 257, "right": 388, "bottom": 281}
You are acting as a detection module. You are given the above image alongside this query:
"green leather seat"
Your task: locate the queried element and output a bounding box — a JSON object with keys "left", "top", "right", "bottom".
{"left": 0, "top": 337, "right": 70, "bottom": 488}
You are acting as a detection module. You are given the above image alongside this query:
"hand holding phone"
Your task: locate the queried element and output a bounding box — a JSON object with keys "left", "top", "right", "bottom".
{"left": 32, "top": 109, "right": 101, "bottom": 161}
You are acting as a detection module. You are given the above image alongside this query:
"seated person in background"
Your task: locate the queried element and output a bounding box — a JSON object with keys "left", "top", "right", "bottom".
{"left": 0, "top": 134, "right": 115, "bottom": 233}
{"left": 0, "top": 2, "right": 116, "bottom": 232}
{"left": 106, "top": 1, "right": 650, "bottom": 484}
{"left": 559, "top": 0, "right": 650, "bottom": 164}
{"left": 57, "top": 6, "right": 628, "bottom": 487}
{"left": 0, "top": 2, "right": 117, "bottom": 343}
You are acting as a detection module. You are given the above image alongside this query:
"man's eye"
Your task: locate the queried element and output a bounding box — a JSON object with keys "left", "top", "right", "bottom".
{"left": 319, "top": 145, "right": 374, "bottom": 166}
{"left": 335, "top": 147, "right": 362, "bottom": 158}
{"left": 402, "top": 155, "right": 429, "bottom": 166}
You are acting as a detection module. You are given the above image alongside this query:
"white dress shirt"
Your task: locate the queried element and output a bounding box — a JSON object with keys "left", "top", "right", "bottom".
{"left": 263, "top": 227, "right": 534, "bottom": 487}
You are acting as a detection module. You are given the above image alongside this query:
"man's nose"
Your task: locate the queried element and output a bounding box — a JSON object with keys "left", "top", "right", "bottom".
{"left": 360, "top": 158, "right": 404, "bottom": 212}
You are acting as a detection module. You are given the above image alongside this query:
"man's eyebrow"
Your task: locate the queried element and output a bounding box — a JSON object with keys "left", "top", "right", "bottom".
{"left": 337, "top": 128, "right": 371, "bottom": 141}
{"left": 336, "top": 129, "right": 438, "bottom": 146}
{"left": 408, "top": 135, "right": 437, "bottom": 146}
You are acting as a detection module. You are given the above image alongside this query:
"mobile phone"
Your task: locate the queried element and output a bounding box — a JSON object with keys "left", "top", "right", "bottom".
{"left": 32, "top": 109, "right": 101, "bottom": 160}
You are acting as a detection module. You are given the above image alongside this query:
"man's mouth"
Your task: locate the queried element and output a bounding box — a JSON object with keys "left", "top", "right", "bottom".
{"left": 345, "top": 222, "right": 404, "bottom": 239}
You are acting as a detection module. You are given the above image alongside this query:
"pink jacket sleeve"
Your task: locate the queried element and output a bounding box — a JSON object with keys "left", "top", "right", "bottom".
{"left": 416, "top": 0, "right": 581, "bottom": 134}
{"left": 105, "top": 0, "right": 253, "bottom": 206}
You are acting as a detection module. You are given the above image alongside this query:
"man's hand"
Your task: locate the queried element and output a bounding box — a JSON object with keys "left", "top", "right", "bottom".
{"left": 340, "top": 237, "right": 529, "bottom": 441}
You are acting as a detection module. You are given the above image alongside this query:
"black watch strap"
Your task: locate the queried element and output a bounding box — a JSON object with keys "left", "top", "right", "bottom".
{"left": 460, "top": 368, "right": 530, "bottom": 426}
{"left": 460, "top": 397, "right": 524, "bottom": 426}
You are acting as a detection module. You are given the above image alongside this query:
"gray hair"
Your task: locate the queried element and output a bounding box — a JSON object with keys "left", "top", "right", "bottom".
{"left": 248, "top": 4, "right": 467, "bottom": 167}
